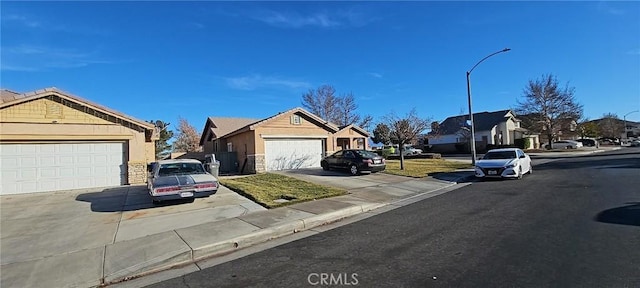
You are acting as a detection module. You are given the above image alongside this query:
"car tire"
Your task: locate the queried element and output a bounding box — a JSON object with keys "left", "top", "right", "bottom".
{"left": 349, "top": 164, "right": 359, "bottom": 176}
{"left": 566, "top": 145, "right": 572, "bottom": 149}
{"left": 321, "top": 161, "right": 329, "bottom": 171}
{"left": 528, "top": 164, "right": 533, "bottom": 174}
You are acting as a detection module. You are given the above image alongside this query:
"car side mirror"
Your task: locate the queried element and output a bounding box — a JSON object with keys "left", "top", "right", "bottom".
{"left": 147, "top": 164, "right": 153, "bottom": 172}
{"left": 519, "top": 155, "right": 526, "bottom": 158}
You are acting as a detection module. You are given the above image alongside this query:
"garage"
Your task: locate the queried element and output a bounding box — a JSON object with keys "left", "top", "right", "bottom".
{"left": 0, "top": 142, "right": 127, "bottom": 195}
{"left": 264, "top": 139, "right": 323, "bottom": 171}
{"left": 1, "top": 88, "right": 158, "bottom": 195}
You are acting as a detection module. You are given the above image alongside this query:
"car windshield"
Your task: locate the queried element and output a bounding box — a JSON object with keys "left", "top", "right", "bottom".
{"left": 355, "top": 150, "right": 379, "bottom": 158}
{"left": 483, "top": 151, "right": 517, "bottom": 160}
{"left": 158, "top": 162, "right": 206, "bottom": 176}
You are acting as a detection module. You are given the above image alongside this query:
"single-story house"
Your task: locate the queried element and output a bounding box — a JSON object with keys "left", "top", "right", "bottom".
{"left": 199, "top": 107, "right": 370, "bottom": 173}
{"left": 428, "top": 109, "right": 539, "bottom": 152}
{"left": 0, "top": 88, "right": 157, "bottom": 195}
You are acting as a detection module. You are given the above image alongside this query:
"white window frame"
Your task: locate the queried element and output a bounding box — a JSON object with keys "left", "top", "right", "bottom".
{"left": 292, "top": 115, "right": 301, "bottom": 125}
{"left": 227, "top": 142, "right": 233, "bottom": 152}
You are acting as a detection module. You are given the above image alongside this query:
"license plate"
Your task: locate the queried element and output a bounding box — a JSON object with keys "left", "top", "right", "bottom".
{"left": 488, "top": 170, "right": 497, "bottom": 175}
{"left": 374, "top": 160, "right": 381, "bottom": 164}
{"left": 180, "top": 192, "right": 194, "bottom": 197}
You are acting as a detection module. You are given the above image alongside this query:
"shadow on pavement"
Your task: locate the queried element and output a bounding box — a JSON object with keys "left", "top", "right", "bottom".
{"left": 429, "top": 171, "right": 476, "bottom": 183}
{"left": 595, "top": 202, "right": 640, "bottom": 227}
{"left": 75, "top": 186, "right": 195, "bottom": 212}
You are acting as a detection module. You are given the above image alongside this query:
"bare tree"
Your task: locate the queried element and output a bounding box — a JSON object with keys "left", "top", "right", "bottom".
{"left": 173, "top": 117, "right": 202, "bottom": 153}
{"left": 302, "top": 85, "right": 339, "bottom": 123}
{"left": 515, "top": 74, "right": 583, "bottom": 149}
{"left": 382, "top": 109, "right": 432, "bottom": 170}
{"left": 302, "top": 85, "right": 373, "bottom": 130}
{"left": 598, "top": 113, "right": 623, "bottom": 138}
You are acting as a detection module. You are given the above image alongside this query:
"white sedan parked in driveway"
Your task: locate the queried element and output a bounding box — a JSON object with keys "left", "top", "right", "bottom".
{"left": 475, "top": 148, "right": 532, "bottom": 180}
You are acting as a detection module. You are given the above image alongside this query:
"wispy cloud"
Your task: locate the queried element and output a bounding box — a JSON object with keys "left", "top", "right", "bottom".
{"left": 368, "top": 72, "right": 383, "bottom": 79}
{"left": 188, "top": 22, "right": 205, "bottom": 29}
{"left": 249, "top": 7, "right": 379, "bottom": 29}
{"left": 627, "top": 48, "right": 640, "bottom": 55}
{"left": 3, "top": 14, "right": 40, "bottom": 28}
{"left": 1, "top": 45, "right": 113, "bottom": 71}
{"left": 225, "top": 74, "right": 312, "bottom": 91}
{"left": 597, "top": 1, "right": 625, "bottom": 15}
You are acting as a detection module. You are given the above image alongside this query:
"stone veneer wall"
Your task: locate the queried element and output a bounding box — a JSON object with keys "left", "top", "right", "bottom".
{"left": 253, "top": 154, "right": 266, "bottom": 173}
{"left": 127, "top": 161, "right": 147, "bottom": 184}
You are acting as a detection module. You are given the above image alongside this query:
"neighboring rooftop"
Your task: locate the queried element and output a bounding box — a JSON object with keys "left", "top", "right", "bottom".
{"left": 435, "top": 110, "right": 514, "bottom": 135}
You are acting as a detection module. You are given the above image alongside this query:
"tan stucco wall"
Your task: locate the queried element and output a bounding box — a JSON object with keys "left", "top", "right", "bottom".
{"left": 332, "top": 127, "right": 369, "bottom": 151}
{"left": 225, "top": 131, "right": 256, "bottom": 158}
{"left": 1, "top": 98, "right": 154, "bottom": 184}
{"left": 1, "top": 98, "right": 113, "bottom": 124}
{"left": 253, "top": 112, "right": 333, "bottom": 154}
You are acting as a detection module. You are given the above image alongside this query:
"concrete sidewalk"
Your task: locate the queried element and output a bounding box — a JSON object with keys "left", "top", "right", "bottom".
{"left": 0, "top": 171, "right": 474, "bottom": 288}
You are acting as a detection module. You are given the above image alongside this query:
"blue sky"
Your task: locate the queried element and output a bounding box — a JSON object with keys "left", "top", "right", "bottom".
{"left": 2, "top": 1, "right": 640, "bottom": 135}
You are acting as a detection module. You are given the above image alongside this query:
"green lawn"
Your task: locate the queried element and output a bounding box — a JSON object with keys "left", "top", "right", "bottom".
{"left": 220, "top": 173, "right": 346, "bottom": 208}
{"left": 384, "top": 159, "right": 472, "bottom": 178}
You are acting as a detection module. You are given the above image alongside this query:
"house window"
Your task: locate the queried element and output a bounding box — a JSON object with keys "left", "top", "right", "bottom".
{"left": 227, "top": 142, "right": 233, "bottom": 152}
{"left": 291, "top": 115, "right": 302, "bottom": 125}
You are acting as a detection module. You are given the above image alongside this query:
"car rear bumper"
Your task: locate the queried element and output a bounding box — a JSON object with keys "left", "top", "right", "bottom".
{"left": 362, "top": 164, "right": 386, "bottom": 172}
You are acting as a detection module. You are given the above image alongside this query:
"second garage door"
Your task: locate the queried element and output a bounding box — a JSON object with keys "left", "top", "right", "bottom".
{"left": 0, "top": 142, "right": 126, "bottom": 195}
{"left": 264, "top": 139, "right": 323, "bottom": 171}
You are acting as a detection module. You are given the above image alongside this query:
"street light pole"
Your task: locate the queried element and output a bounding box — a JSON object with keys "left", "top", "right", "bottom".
{"left": 466, "top": 48, "right": 511, "bottom": 165}
{"left": 623, "top": 110, "right": 639, "bottom": 140}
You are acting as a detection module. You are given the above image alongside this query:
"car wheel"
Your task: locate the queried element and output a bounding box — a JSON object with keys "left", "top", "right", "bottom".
{"left": 528, "top": 164, "right": 533, "bottom": 174}
{"left": 321, "top": 161, "right": 329, "bottom": 171}
{"left": 517, "top": 167, "right": 523, "bottom": 179}
{"left": 349, "top": 164, "right": 359, "bottom": 176}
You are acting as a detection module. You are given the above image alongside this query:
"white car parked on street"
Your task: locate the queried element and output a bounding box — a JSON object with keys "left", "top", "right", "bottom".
{"left": 475, "top": 148, "right": 532, "bottom": 180}
{"left": 545, "top": 140, "right": 583, "bottom": 149}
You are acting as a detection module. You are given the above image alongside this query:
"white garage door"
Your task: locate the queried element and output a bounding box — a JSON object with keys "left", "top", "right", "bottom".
{"left": 0, "top": 142, "right": 126, "bottom": 195}
{"left": 264, "top": 139, "right": 323, "bottom": 171}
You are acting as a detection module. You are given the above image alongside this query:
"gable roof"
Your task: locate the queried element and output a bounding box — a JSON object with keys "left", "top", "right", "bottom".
{"left": 436, "top": 109, "right": 514, "bottom": 135}
{"left": 0, "top": 87, "right": 155, "bottom": 131}
{"left": 199, "top": 117, "right": 260, "bottom": 145}
{"left": 336, "top": 124, "right": 370, "bottom": 137}
{"left": 200, "top": 107, "right": 346, "bottom": 144}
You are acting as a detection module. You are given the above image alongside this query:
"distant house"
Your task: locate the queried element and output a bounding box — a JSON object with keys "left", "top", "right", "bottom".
{"left": 199, "top": 107, "right": 370, "bottom": 174}
{"left": 518, "top": 113, "right": 579, "bottom": 144}
{"left": 428, "top": 110, "right": 539, "bottom": 153}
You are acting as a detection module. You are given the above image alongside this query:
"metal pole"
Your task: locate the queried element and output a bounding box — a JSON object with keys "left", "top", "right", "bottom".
{"left": 467, "top": 71, "right": 476, "bottom": 165}
{"left": 465, "top": 48, "right": 510, "bottom": 166}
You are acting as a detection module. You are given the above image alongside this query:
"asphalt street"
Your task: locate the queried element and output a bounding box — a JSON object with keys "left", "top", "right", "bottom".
{"left": 149, "top": 148, "right": 640, "bottom": 288}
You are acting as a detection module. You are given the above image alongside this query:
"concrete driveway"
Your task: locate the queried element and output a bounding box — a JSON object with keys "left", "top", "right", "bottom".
{"left": 0, "top": 185, "right": 265, "bottom": 266}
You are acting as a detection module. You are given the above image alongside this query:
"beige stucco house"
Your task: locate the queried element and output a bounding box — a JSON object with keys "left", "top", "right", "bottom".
{"left": 0, "top": 88, "right": 157, "bottom": 195}
{"left": 199, "top": 107, "right": 370, "bottom": 173}
{"left": 429, "top": 109, "right": 540, "bottom": 152}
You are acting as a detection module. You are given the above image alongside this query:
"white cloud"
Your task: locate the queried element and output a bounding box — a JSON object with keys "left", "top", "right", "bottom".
{"left": 3, "top": 14, "right": 40, "bottom": 28}
{"left": 250, "top": 7, "right": 379, "bottom": 29}
{"left": 368, "top": 72, "right": 383, "bottom": 79}
{"left": 1, "top": 45, "right": 112, "bottom": 71}
{"left": 225, "top": 74, "right": 312, "bottom": 91}
{"left": 597, "top": 2, "right": 625, "bottom": 15}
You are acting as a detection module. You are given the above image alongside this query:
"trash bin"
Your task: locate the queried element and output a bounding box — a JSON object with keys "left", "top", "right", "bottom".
{"left": 208, "top": 161, "right": 220, "bottom": 178}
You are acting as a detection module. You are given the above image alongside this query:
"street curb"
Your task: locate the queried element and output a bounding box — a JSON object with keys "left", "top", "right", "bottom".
{"left": 102, "top": 202, "right": 385, "bottom": 286}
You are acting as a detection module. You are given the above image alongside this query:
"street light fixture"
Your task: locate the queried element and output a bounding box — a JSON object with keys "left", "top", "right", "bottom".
{"left": 623, "top": 110, "right": 639, "bottom": 140}
{"left": 466, "top": 48, "right": 511, "bottom": 165}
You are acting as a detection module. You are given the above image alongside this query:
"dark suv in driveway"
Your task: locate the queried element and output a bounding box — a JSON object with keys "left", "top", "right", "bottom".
{"left": 576, "top": 138, "right": 597, "bottom": 147}
{"left": 321, "top": 149, "right": 386, "bottom": 175}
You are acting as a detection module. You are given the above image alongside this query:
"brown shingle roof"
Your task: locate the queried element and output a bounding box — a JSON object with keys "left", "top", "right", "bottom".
{"left": 0, "top": 89, "right": 23, "bottom": 104}
{"left": 207, "top": 117, "right": 260, "bottom": 138}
